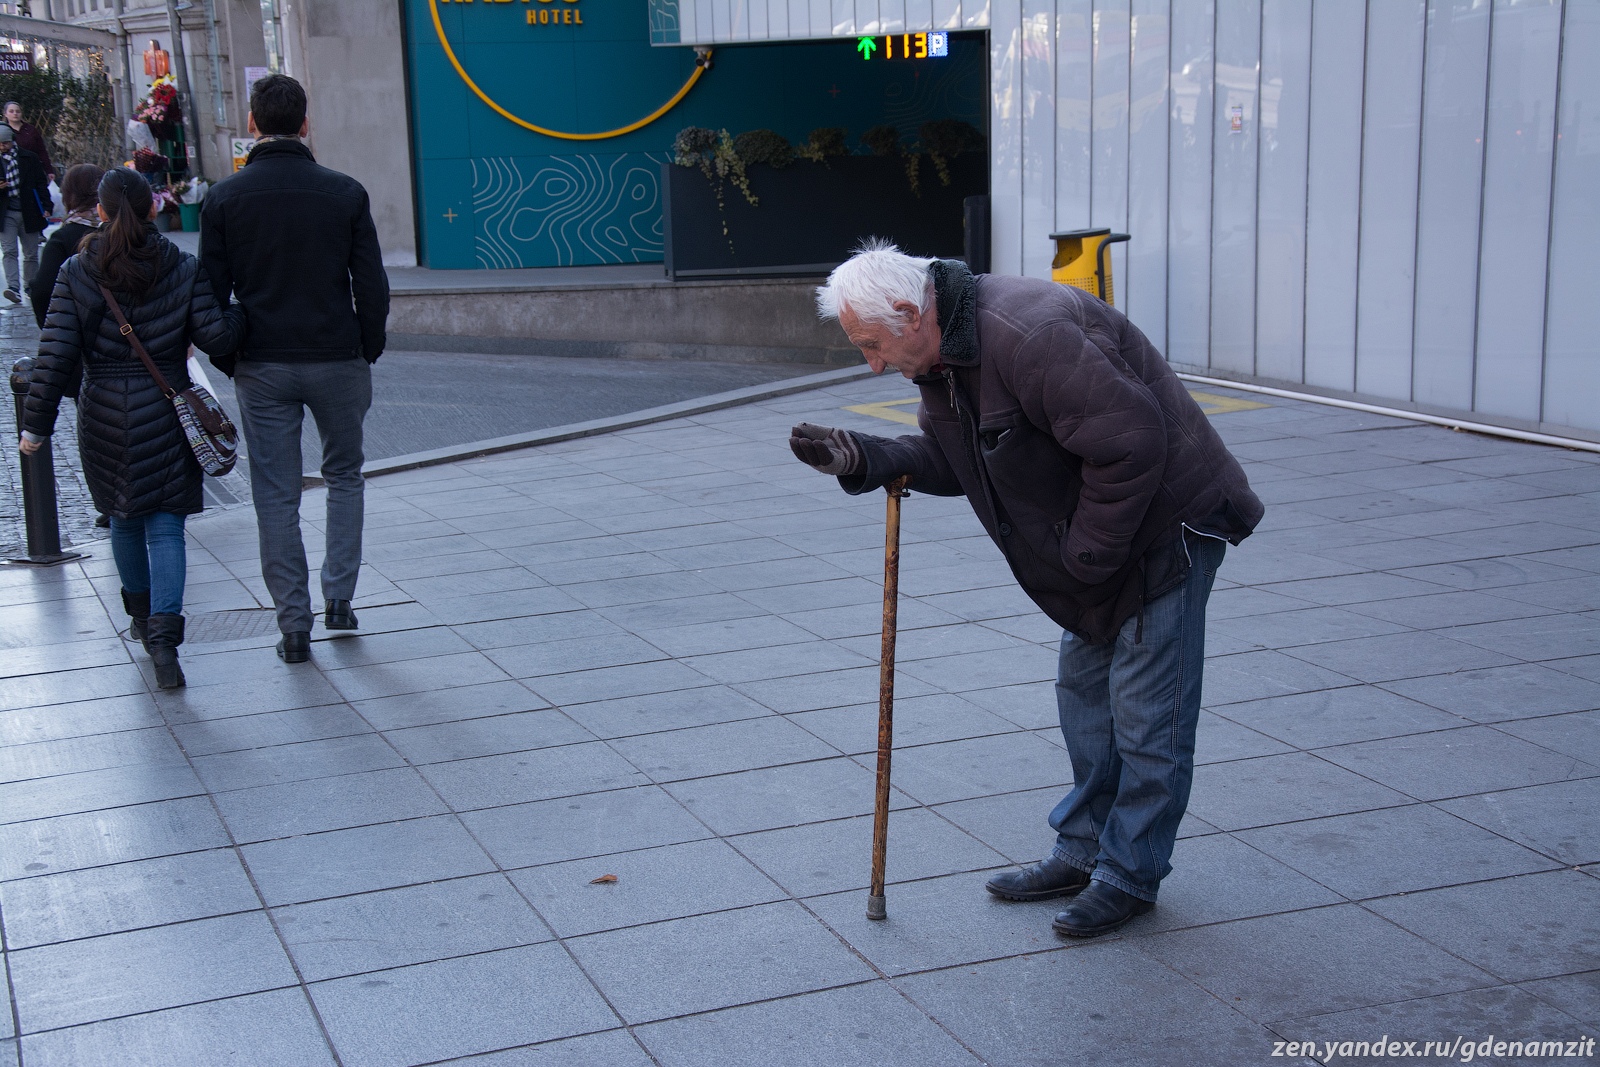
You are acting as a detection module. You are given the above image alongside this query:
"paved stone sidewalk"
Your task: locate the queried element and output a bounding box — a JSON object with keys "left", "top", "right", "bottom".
{"left": 0, "top": 371, "right": 1597, "bottom": 1066}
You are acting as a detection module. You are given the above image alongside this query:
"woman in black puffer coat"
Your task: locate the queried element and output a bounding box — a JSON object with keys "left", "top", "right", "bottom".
{"left": 19, "top": 169, "right": 245, "bottom": 688}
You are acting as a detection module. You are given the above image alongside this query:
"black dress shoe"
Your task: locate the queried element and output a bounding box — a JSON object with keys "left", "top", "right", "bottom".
{"left": 1052, "top": 880, "right": 1154, "bottom": 938}
{"left": 277, "top": 632, "right": 311, "bottom": 663}
{"left": 324, "top": 599, "right": 358, "bottom": 630}
{"left": 985, "top": 855, "right": 1093, "bottom": 902}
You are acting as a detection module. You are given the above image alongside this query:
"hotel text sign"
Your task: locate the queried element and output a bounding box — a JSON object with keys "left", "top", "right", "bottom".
{"left": 437, "top": 0, "right": 583, "bottom": 27}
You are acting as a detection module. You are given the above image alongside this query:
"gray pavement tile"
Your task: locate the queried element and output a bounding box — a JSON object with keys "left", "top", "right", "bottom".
{"left": 1345, "top": 590, "right": 1555, "bottom": 630}
{"left": 567, "top": 900, "right": 875, "bottom": 1024}
{"left": 959, "top": 679, "right": 1060, "bottom": 730}
{"left": 156, "top": 669, "right": 347, "bottom": 722}
{"left": 1288, "top": 631, "right": 1517, "bottom": 684}
{"left": 734, "top": 664, "right": 938, "bottom": 714}
{"left": 1292, "top": 493, "right": 1447, "bottom": 526}
{"left": 241, "top": 815, "right": 496, "bottom": 906}
{"left": 876, "top": 731, "right": 1071, "bottom": 805}
{"left": 634, "top": 981, "right": 981, "bottom": 1067}
{"left": 214, "top": 766, "right": 450, "bottom": 843}
{"left": 979, "top": 611, "right": 1070, "bottom": 645}
{"left": 1436, "top": 521, "right": 1600, "bottom": 557}
{"left": 594, "top": 592, "right": 768, "bottom": 631}
{"left": 397, "top": 567, "right": 549, "bottom": 603}
{"left": 452, "top": 610, "right": 620, "bottom": 652}
{"left": 0, "top": 848, "right": 258, "bottom": 949}
{"left": 1438, "top": 779, "right": 1600, "bottom": 866}
{"left": 311, "top": 943, "right": 618, "bottom": 1067}
{"left": 1379, "top": 663, "right": 1600, "bottom": 723}
{"left": 18, "top": 988, "right": 336, "bottom": 1067}
{"left": 912, "top": 582, "right": 1046, "bottom": 623}
{"left": 422, "top": 740, "right": 648, "bottom": 810}
{"left": 1254, "top": 572, "right": 1448, "bottom": 607}
{"left": 0, "top": 1041, "right": 11, "bottom": 1067}
{"left": 1395, "top": 556, "right": 1587, "bottom": 591}
{"left": 1271, "top": 984, "right": 1591, "bottom": 1057}
{"left": 301, "top": 626, "right": 478, "bottom": 670}
{"left": 385, "top": 709, "right": 595, "bottom": 765}
{"left": 1441, "top": 612, "right": 1600, "bottom": 663}
{"left": 1139, "top": 903, "right": 1499, "bottom": 1023}
{"left": 787, "top": 694, "right": 1021, "bottom": 756}
{"left": 932, "top": 786, "right": 1073, "bottom": 864}
{"left": 1497, "top": 710, "right": 1600, "bottom": 768}
{"left": 562, "top": 570, "right": 725, "bottom": 609}
{"left": 275, "top": 872, "right": 551, "bottom": 981}
{"left": 1195, "top": 710, "right": 1297, "bottom": 764}
{"left": 1523, "top": 543, "right": 1600, "bottom": 574}
{"left": 1211, "top": 686, "right": 1471, "bottom": 749}
{"left": 379, "top": 549, "right": 521, "bottom": 582}
{"left": 509, "top": 838, "right": 785, "bottom": 937}
{"left": 171, "top": 703, "right": 370, "bottom": 757}
{"left": 0, "top": 637, "right": 129, "bottom": 681}
{"left": 1404, "top": 478, "right": 1562, "bottom": 508}
{"left": 0, "top": 577, "right": 99, "bottom": 610}
{"left": 1206, "top": 586, "right": 1318, "bottom": 621}
{"left": 1186, "top": 752, "right": 1412, "bottom": 831}
{"left": 609, "top": 715, "right": 840, "bottom": 782}
{"left": 682, "top": 639, "right": 875, "bottom": 685}
{"left": 1206, "top": 606, "right": 1412, "bottom": 652}
{"left": 351, "top": 679, "right": 548, "bottom": 732}
{"left": 784, "top": 598, "right": 967, "bottom": 641}
{"left": 361, "top": 529, "right": 483, "bottom": 558}
{"left": 558, "top": 684, "right": 773, "bottom": 739}
{"left": 1519, "top": 970, "right": 1600, "bottom": 1029}
{"left": 192, "top": 733, "right": 406, "bottom": 793}
{"left": 734, "top": 576, "right": 884, "bottom": 614}
{"left": 459, "top": 785, "right": 708, "bottom": 871}
{"left": 1354, "top": 505, "right": 1522, "bottom": 537}
{"left": 9, "top": 910, "right": 297, "bottom": 1032}
{"left": 324, "top": 651, "right": 512, "bottom": 702}
{"left": 896, "top": 644, "right": 1058, "bottom": 693}
{"left": 664, "top": 757, "right": 916, "bottom": 836}
{"left": 634, "top": 614, "right": 819, "bottom": 658}
{"left": 809, "top": 872, "right": 1080, "bottom": 974}
{"left": 0, "top": 663, "right": 146, "bottom": 712}
{"left": 895, "top": 942, "right": 1282, "bottom": 1067}
{"left": 1551, "top": 654, "right": 1600, "bottom": 684}
{"left": 432, "top": 1029, "right": 653, "bottom": 1066}
{"left": 1200, "top": 650, "right": 1359, "bottom": 706}
{"left": 652, "top": 536, "right": 804, "bottom": 571}
{"left": 424, "top": 586, "right": 587, "bottom": 626}
{"left": 0, "top": 726, "right": 186, "bottom": 785}
{"left": 1494, "top": 575, "right": 1600, "bottom": 613}
{"left": 0, "top": 795, "right": 228, "bottom": 880}
{"left": 0, "top": 760, "right": 204, "bottom": 826}
{"left": 1138, "top": 833, "right": 1343, "bottom": 932}
{"left": 1366, "top": 870, "right": 1600, "bottom": 983}
{"left": 526, "top": 659, "right": 714, "bottom": 706}
{"left": 1235, "top": 804, "right": 1560, "bottom": 900}
{"left": 1315, "top": 726, "right": 1597, "bottom": 802}
{"left": 731, "top": 807, "right": 1008, "bottom": 897}
{"left": 534, "top": 552, "right": 679, "bottom": 587}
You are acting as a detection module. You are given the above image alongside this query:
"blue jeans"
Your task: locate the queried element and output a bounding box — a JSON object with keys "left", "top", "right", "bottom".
{"left": 110, "top": 512, "right": 187, "bottom": 616}
{"left": 234, "top": 358, "right": 371, "bottom": 633}
{"left": 1048, "top": 530, "right": 1226, "bottom": 902}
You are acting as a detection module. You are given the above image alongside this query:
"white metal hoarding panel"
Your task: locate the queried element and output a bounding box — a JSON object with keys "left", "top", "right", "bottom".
{"left": 1254, "top": 0, "right": 1310, "bottom": 383}
{"left": 1166, "top": 0, "right": 1214, "bottom": 367}
{"left": 990, "top": 0, "right": 1025, "bottom": 275}
{"left": 1093, "top": 0, "right": 1132, "bottom": 302}
{"left": 1208, "top": 0, "right": 1259, "bottom": 375}
{"left": 1125, "top": 0, "right": 1171, "bottom": 346}
{"left": 1021, "top": 0, "right": 1056, "bottom": 280}
{"left": 1056, "top": 0, "right": 1092, "bottom": 237}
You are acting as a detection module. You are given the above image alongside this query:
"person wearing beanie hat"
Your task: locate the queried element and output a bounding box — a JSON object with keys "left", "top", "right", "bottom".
{"left": 0, "top": 119, "right": 53, "bottom": 305}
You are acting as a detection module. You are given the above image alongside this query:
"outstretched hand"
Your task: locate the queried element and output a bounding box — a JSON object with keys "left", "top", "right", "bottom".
{"left": 789, "top": 422, "right": 864, "bottom": 477}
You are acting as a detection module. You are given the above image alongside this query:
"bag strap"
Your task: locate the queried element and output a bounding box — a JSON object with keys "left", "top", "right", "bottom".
{"left": 97, "top": 282, "right": 174, "bottom": 399}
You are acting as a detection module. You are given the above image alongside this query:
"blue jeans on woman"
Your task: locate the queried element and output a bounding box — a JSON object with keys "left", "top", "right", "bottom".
{"left": 1048, "top": 530, "right": 1226, "bottom": 902}
{"left": 110, "top": 512, "right": 187, "bottom": 615}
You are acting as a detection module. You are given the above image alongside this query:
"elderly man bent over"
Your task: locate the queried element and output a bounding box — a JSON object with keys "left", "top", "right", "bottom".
{"left": 789, "top": 242, "right": 1263, "bottom": 937}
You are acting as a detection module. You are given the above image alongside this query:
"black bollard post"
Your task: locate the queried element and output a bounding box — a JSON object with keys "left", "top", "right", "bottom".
{"left": 7, "top": 357, "right": 82, "bottom": 567}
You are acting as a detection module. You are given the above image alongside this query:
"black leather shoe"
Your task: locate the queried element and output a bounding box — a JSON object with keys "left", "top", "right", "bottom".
{"left": 324, "top": 599, "right": 358, "bottom": 630}
{"left": 1052, "top": 880, "right": 1154, "bottom": 938}
{"left": 985, "top": 855, "right": 1093, "bottom": 902}
{"left": 277, "top": 632, "right": 311, "bottom": 663}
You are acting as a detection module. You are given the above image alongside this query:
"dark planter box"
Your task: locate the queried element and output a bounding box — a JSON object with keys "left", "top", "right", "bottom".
{"left": 663, "top": 154, "right": 987, "bottom": 279}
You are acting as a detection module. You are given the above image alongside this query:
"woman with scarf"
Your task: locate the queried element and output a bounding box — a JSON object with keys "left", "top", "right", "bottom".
{"left": 31, "top": 164, "right": 103, "bottom": 328}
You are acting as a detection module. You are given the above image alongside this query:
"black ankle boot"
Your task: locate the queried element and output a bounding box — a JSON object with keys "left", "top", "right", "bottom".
{"left": 985, "top": 855, "right": 1093, "bottom": 902}
{"left": 121, "top": 589, "right": 151, "bottom": 650}
{"left": 146, "top": 613, "right": 186, "bottom": 689}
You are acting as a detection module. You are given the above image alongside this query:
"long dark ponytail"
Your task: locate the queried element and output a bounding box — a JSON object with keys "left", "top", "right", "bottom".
{"left": 80, "top": 169, "right": 160, "bottom": 296}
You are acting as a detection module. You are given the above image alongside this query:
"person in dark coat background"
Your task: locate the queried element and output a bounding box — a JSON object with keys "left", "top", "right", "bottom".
{"left": 32, "top": 164, "right": 103, "bottom": 328}
{"left": 0, "top": 122, "right": 53, "bottom": 304}
{"left": 6, "top": 101, "right": 55, "bottom": 181}
{"left": 790, "top": 241, "right": 1263, "bottom": 938}
{"left": 19, "top": 169, "right": 245, "bottom": 688}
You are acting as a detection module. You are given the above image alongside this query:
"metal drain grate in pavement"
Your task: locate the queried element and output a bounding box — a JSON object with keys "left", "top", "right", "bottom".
{"left": 185, "top": 608, "right": 280, "bottom": 644}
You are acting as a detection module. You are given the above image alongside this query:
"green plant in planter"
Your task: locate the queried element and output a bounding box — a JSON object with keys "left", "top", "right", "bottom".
{"left": 732, "top": 129, "right": 794, "bottom": 169}
{"left": 862, "top": 124, "right": 926, "bottom": 196}
{"left": 795, "top": 127, "right": 847, "bottom": 163}
{"left": 674, "top": 125, "right": 757, "bottom": 249}
{"left": 919, "top": 119, "right": 984, "bottom": 188}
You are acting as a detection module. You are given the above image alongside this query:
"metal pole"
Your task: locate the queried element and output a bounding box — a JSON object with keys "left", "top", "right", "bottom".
{"left": 7, "top": 358, "right": 81, "bottom": 567}
{"left": 867, "top": 474, "right": 909, "bottom": 921}
{"left": 113, "top": 0, "right": 134, "bottom": 129}
{"left": 163, "top": 0, "right": 203, "bottom": 174}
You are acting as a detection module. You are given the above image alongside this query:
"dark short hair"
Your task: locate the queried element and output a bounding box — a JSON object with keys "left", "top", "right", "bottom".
{"left": 60, "top": 164, "right": 104, "bottom": 213}
{"left": 249, "top": 73, "right": 306, "bottom": 136}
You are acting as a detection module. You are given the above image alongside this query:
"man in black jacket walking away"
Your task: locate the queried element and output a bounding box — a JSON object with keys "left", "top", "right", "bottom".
{"left": 200, "top": 74, "right": 389, "bottom": 663}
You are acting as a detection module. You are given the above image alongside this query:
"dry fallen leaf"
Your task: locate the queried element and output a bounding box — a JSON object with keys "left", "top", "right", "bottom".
{"left": 589, "top": 874, "right": 619, "bottom": 884}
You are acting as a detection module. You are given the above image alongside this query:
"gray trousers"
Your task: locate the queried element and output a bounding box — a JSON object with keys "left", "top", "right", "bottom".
{"left": 2, "top": 208, "right": 39, "bottom": 292}
{"left": 234, "top": 358, "right": 372, "bottom": 634}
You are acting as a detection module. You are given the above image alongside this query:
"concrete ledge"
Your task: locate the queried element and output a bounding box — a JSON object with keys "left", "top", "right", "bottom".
{"left": 361, "top": 363, "right": 876, "bottom": 479}
{"left": 386, "top": 334, "right": 859, "bottom": 367}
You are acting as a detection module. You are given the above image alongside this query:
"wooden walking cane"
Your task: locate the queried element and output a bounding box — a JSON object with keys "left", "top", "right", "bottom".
{"left": 867, "top": 475, "right": 911, "bottom": 921}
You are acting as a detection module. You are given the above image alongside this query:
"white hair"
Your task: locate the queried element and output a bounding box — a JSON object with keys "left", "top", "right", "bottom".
{"left": 816, "top": 238, "right": 935, "bottom": 335}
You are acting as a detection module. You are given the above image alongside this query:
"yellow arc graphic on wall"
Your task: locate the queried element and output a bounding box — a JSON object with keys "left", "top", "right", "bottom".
{"left": 428, "top": 0, "right": 709, "bottom": 141}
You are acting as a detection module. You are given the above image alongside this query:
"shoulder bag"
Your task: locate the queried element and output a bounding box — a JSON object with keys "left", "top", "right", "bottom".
{"left": 97, "top": 283, "right": 239, "bottom": 476}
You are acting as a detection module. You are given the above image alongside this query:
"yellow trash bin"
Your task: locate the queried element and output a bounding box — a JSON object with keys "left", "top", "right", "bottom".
{"left": 1050, "top": 229, "right": 1131, "bottom": 305}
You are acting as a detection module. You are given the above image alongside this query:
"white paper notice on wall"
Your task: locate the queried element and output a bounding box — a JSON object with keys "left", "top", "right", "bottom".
{"left": 245, "top": 66, "right": 270, "bottom": 92}
{"left": 1230, "top": 105, "right": 1243, "bottom": 134}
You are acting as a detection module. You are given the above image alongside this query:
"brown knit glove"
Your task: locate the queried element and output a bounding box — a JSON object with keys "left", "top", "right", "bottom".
{"left": 789, "top": 422, "right": 865, "bottom": 476}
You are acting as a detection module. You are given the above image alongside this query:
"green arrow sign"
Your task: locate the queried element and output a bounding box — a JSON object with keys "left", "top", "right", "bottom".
{"left": 857, "top": 36, "right": 877, "bottom": 59}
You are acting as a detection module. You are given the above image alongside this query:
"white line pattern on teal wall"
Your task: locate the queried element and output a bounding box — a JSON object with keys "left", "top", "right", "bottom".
{"left": 472, "top": 154, "right": 673, "bottom": 268}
